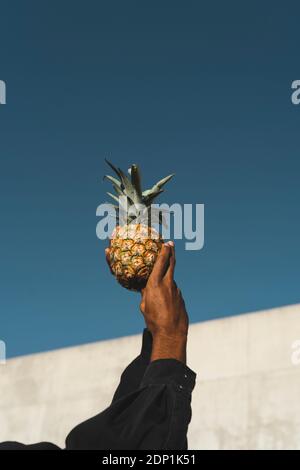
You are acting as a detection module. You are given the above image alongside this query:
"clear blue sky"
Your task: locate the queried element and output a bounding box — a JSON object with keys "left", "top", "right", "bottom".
{"left": 1, "top": 1, "right": 299, "bottom": 357}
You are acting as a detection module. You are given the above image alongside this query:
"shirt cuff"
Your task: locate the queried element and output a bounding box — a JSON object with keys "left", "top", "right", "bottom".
{"left": 140, "top": 328, "right": 153, "bottom": 359}
{"left": 140, "top": 358, "right": 196, "bottom": 393}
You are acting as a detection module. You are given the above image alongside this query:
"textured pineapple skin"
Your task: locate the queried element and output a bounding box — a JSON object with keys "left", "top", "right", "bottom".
{"left": 107, "top": 224, "right": 163, "bottom": 291}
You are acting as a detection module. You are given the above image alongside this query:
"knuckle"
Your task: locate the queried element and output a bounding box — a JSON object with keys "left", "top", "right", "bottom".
{"left": 151, "top": 279, "right": 160, "bottom": 288}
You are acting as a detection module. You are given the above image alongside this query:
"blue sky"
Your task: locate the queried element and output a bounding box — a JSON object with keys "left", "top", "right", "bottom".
{"left": 0, "top": 1, "right": 299, "bottom": 357}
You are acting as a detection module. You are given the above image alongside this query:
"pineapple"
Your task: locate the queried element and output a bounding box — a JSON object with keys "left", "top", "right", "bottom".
{"left": 104, "top": 159, "right": 174, "bottom": 291}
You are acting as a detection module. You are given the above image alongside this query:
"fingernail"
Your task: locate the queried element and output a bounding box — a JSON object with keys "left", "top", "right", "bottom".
{"left": 168, "top": 241, "right": 174, "bottom": 247}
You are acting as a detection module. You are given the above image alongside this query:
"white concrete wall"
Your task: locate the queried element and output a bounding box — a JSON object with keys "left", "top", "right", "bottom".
{"left": 1, "top": 304, "right": 300, "bottom": 450}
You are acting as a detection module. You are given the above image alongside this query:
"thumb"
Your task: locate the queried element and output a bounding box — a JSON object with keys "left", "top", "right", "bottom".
{"left": 149, "top": 243, "right": 171, "bottom": 283}
{"left": 165, "top": 241, "right": 176, "bottom": 283}
{"left": 105, "top": 247, "right": 114, "bottom": 274}
{"left": 140, "top": 288, "right": 146, "bottom": 313}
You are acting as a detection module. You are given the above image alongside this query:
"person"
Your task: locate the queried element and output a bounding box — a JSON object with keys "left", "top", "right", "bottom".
{"left": 0, "top": 242, "right": 196, "bottom": 450}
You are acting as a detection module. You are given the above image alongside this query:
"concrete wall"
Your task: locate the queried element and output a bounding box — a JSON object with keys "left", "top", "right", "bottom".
{"left": 1, "top": 304, "right": 300, "bottom": 450}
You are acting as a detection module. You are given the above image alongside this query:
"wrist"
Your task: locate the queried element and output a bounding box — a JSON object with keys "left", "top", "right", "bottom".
{"left": 151, "top": 331, "right": 187, "bottom": 364}
{"left": 152, "top": 328, "right": 188, "bottom": 342}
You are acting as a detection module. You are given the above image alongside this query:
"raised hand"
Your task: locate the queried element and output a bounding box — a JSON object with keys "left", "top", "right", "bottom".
{"left": 140, "top": 241, "right": 189, "bottom": 363}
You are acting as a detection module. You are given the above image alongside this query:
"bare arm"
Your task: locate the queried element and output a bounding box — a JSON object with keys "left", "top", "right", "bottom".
{"left": 140, "top": 241, "right": 189, "bottom": 364}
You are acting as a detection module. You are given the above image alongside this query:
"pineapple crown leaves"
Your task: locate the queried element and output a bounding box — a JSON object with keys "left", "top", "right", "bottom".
{"left": 103, "top": 159, "right": 174, "bottom": 225}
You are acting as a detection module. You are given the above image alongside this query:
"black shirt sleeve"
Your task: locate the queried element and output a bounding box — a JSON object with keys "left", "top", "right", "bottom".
{"left": 0, "top": 441, "right": 60, "bottom": 450}
{"left": 65, "top": 330, "right": 196, "bottom": 450}
{"left": 110, "top": 328, "right": 153, "bottom": 404}
{"left": 0, "top": 329, "right": 197, "bottom": 451}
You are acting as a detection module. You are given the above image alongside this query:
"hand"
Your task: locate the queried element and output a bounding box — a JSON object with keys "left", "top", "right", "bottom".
{"left": 140, "top": 241, "right": 189, "bottom": 363}
{"left": 105, "top": 247, "right": 113, "bottom": 274}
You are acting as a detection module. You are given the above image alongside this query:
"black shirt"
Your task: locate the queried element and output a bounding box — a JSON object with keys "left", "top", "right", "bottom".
{"left": 0, "top": 329, "right": 196, "bottom": 450}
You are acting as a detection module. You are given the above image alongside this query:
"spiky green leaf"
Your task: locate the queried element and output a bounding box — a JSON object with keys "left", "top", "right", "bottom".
{"left": 105, "top": 159, "right": 123, "bottom": 181}
{"left": 118, "top": 167, "right": 141, "bottom": 204}
{"left": 153, "top": 173, "right": 175, "bottom": 190}
{"left": 104, "top": 175, "right": 122, "bottom": 188}
{"left": 112, "top": 184, "right": 124, "bottom": 197}
{"left": 142, "top": 189, "right": 164, "bottom": 205}
{"left": 130, "top": 164, "right": 142, "bottom": 200}
{"left": 107, "top": 192, "right": 121, "bottom": 204}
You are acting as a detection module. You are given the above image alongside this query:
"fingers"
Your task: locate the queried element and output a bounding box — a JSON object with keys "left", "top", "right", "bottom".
{"left": 140, "top": 299, "right": 145, "bottom": 314}
{"left": 177, "top": 287, "right": 186, "bottom": 308}
{"left": 105, "top": 248, "right": 114, "bottom": 274}
{"left": 140, "top": 287, "right": 145, "bottom": 304}
{"left": 165, "top": 241, "right": 176, "bottom": 284}
{"left": 149, "top": 243, "right": 172, "bottom": 283}
{"left": 105, "top": 248, "right": 110, "bottom": 265}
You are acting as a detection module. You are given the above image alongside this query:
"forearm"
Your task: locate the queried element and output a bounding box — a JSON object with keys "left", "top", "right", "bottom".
{"left": 150, "top": 332, "right": 187, "bottom": 364}
{"left": 111, "top": 326, "right": 188, "bottom": 405}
